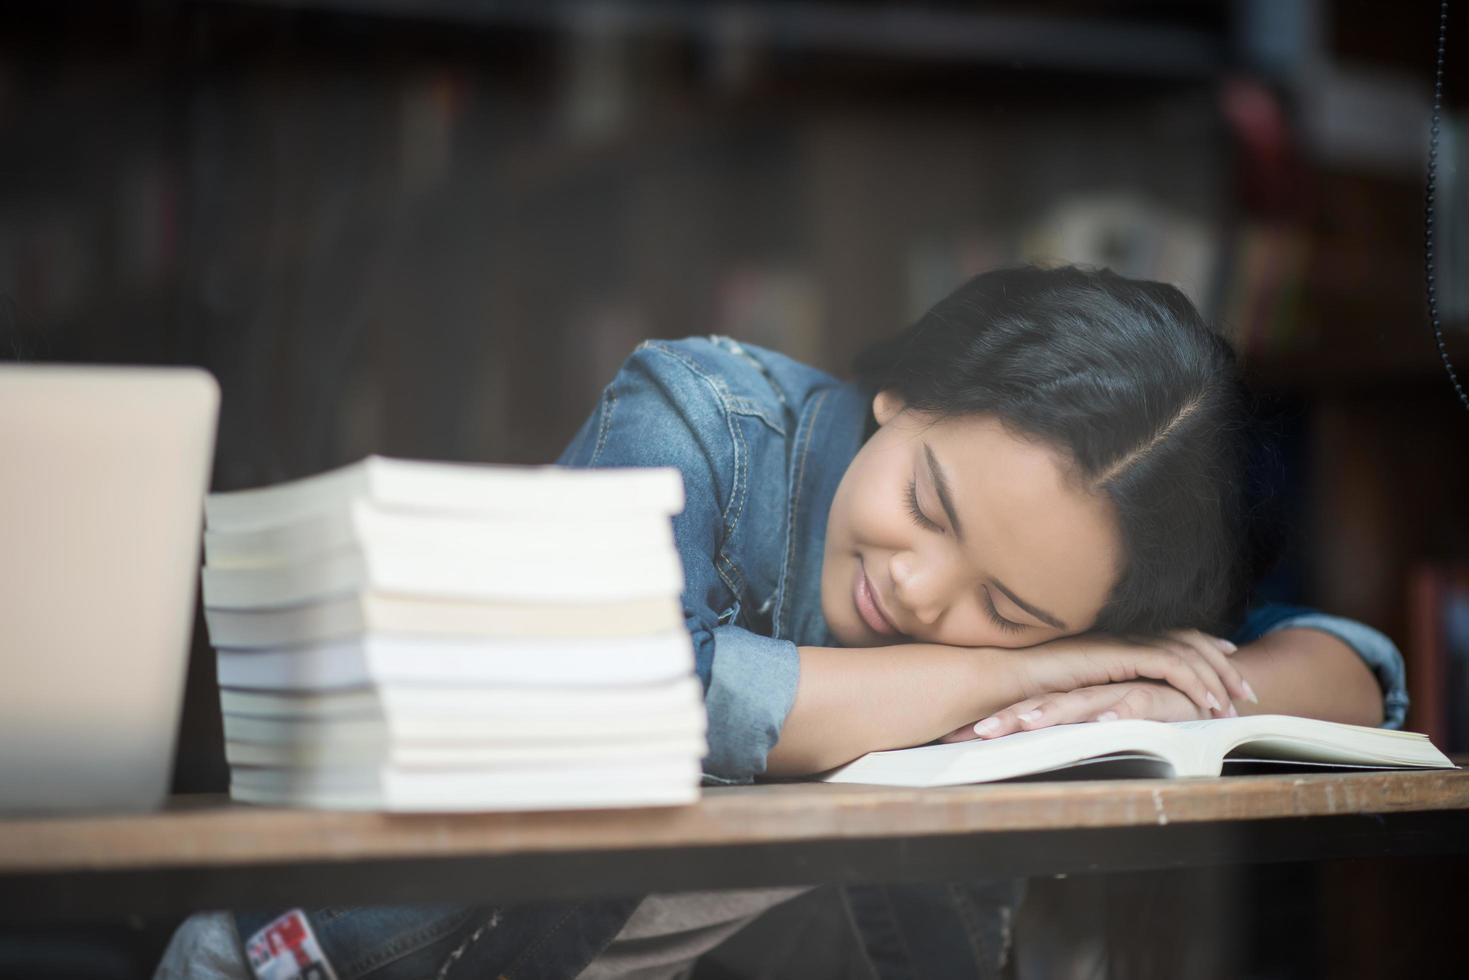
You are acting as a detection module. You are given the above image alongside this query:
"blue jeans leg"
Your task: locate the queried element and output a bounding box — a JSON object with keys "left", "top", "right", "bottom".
{"left": 843, "top": 878, "right": 1026, "bottom": 980}
{"left": 233, "top": 896, "right": 640, "bottom": 980}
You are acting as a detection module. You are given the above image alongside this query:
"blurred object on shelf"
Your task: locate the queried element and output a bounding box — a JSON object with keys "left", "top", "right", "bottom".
{"left": 1221, "top": 76, "right": 1304, "bottom": 216}
{"left": 1299, "top": 63, "right": 1432, "bottom": 178}
{"left": 1219, "top": 221, "right": 1313, "bottom": 360}
{"left": 1019, "top": 193, "right": 1218, "bottom": 314}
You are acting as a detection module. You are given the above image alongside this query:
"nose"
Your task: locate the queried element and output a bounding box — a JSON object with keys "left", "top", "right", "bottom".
{"left": 889, "top": 551, "right": 954, "bottom": 626}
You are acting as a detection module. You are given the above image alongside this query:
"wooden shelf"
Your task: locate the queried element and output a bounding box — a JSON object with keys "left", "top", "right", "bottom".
{"left": 206, "top": 1, "right": 1227, "bottom": 79}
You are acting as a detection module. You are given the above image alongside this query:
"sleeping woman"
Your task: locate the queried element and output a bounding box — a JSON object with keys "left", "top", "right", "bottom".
{"left": 157, "top": 264, "right": 1406, "bottom": 980}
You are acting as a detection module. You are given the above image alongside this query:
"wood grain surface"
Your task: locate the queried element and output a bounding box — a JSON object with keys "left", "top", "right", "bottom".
{"left": 3, "top": 767, "right": 1468, "bottom": 875}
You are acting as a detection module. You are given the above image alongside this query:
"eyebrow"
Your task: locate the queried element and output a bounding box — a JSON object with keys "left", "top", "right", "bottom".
{"left": 922, "top": 442, "right": 1069, "bottom": 631}
{"left": 923, "top": 442, "right": 967, "bottom": 542}
{"left": 991, "top": 578, "right": 1068, "bottom": 631}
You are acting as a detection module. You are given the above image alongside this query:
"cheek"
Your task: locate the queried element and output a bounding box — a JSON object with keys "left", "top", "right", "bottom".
{"left": 842, "top": 468, "right": 907, "bottom": 547}
{"left": 917, "top": 604, "right": 991, "bottom": 648}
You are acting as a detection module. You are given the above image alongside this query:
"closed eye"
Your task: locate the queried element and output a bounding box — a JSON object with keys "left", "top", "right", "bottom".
{"left": 905, "top": 478, "right": 942, "bottom": 532}
{"left": 908, "top": 478, "right": 1028, "bottom": 634}
{"left": 982, "top": 587, "right": 1027, "bottom": 634}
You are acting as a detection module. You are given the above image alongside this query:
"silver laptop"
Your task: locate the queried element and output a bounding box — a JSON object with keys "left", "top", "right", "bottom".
{"left": 0, "top": 365, "right": 218, "bottom": 813}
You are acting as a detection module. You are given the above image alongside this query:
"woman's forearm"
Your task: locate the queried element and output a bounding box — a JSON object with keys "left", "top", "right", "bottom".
{"left": 764, "top": 643, "right": 1028, "bottom": 777}
{"left": 1231, "top": 628, "right": 1384, "bottom": 727}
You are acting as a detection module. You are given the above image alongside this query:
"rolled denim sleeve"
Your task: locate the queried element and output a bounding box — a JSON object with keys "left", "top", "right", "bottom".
{"left": 702, "top": 625, "right": 801, "bottom": 784}
{"left": 556, "top": 342, "right": 800, "bottom": 784}
{"left": 1231, "top": 603, "right": 1409, "bottom": 729}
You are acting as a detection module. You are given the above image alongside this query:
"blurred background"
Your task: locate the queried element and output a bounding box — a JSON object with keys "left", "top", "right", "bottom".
{"left": 3, "top": 1, "right": 1468, "bottom": 977}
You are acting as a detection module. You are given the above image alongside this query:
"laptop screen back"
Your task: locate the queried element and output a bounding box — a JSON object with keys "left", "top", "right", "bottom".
{"left": 0, "top": 366, "right": 218, "bottom": 813}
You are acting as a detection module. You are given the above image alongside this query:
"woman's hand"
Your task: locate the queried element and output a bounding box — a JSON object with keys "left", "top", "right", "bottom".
{"left": 939, "top": 680, "right": 1208, "bottom": 743}
{"left": 1007, "top": 629, "right": 1256, "bottom": 722}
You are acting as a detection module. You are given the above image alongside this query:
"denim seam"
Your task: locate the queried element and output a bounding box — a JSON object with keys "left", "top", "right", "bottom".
{"left": 948, "top": 881, "right": 1012, "bottom": 974}
{"left": 337, "top": 907, "right": 477, "bottom": 977}
{"left": 432, "top": 909, "right": 502, "bottom": 980}
{"left": 703, "top": 334, "right": 791, "bottom": 430}
{"left": 774, "top": 386, "right": 827, "bottom": 638}
{"left": 710, "top": 334, "right": 791, "bottom": 410}
{"left": 590, "top": 387, "right": 618, "bottom": 466}
{"left": 727, "top": 395, "right": 787, "bottom": 432}
{"left": 638, "top": 341, "right": 747, "bottom": 533}
{"left": 495, "top": 902, "right": 586, "bottom": 978}
{"left": 716, "top": 553, "right": 745, "bottom": 608}
{"left": 835, "top": 888, "right": 882, "bottom": 980}
{"left": 875, "top": 887, "right": 917, "bottom": 977}
{"left": 639, "top": 343, "right": 751, "bottom": 597}
{"left": 723, "top": 379, "right": 749, "bottom": 543}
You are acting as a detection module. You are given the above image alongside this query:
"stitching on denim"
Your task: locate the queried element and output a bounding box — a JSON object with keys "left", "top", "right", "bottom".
{"left": 338, "top": 907, "right": 477, "bottom": 977}
{"left": 591, "top": 387, "right": 618, "bottom": 465}
{"left": 997, "top": 904, "right": 1014, "bottom": 970}
{"left": 774, "top": 387, "right": 827, "bottom": 638}
{"left": 948, "top": 882, "right": 995, "bottom": 971}
{"left": 710, "top": 333, "right": 790, "bottom": 411}
{"left": 834, "top": 888, "right": 882, "bottom": 978}
{"left": 727, "top": 395, "right": 786, "bottom": 432}
{"left": 724, "top": 395, "right": 749, "bottom": 541}
{"left": 716, "top": 551, "right": 745, "bottom": 601}
{"left": 640, "top": 342, "right": 751, "bottom": 603}
{"left": 878, "top": 887, "right": 917, "bottom": 975}
{"left": 495, "top": 902, "right": 585, "bottom": 978}
{"left": 433, "top": 909, "right": 502, "bottom": 980}
{"left": 638, "top": 344, "right": 743, "bottom": 530}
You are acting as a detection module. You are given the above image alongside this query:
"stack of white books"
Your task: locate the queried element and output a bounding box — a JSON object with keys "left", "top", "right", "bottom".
{"left": 200, "top": 456, "right": 705, "bottom": 811}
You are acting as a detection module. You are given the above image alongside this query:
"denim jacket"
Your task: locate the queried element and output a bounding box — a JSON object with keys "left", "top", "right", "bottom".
{"left": 558, "top": 335, "right": 1410, "bottom": 784}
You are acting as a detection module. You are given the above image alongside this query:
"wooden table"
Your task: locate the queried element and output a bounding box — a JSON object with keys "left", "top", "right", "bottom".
{"left": 3, "top": 768, "right": 1469, "bottom": 923}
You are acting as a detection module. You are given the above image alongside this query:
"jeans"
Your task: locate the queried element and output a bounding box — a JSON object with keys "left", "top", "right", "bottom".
{"left": 225, "top": 878, "right": 1025, "bottom": 980}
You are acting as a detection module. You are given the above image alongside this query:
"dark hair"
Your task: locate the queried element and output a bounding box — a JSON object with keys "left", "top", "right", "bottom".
{"left": 853, "top": 264, "right": 1256, "bottom": 637}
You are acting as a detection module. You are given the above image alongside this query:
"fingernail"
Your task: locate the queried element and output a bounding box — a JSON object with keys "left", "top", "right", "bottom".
{"left": 1227, "top": 704, "right": 1239, "bottom": 718}
{"left": 1096, "top": 711, "right": 1119, "bottom": 723}
{"left": 1017, "top": 709, "right": 1042, "bottom": 723}
{"left": 1206, "top": 692, "right": 1222, "bottom": 712}
{"left": 1218, "top": 639, "right": 1238, "bottom": 653}
{"left": 974, "top": 717, "right": 1000, "bottom": 736}
{"left": 1242, "top": 680, "right": 1259, "bottom": 704}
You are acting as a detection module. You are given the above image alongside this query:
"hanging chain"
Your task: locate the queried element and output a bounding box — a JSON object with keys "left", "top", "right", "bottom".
{"left": 1426, "top": 0, "right": 1469, "bottom": 412}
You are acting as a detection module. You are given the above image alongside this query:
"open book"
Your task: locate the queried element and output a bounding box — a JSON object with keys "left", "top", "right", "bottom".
{"left": 820, "top": 715, "right": 1457, "bottom": 786}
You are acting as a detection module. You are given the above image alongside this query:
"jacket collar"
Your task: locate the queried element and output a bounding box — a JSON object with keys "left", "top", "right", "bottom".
{"left": 775, "top": 379, "right": 873, "bottom": 647}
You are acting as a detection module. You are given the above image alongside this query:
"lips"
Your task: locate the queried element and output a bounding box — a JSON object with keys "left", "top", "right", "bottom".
{"left": 855, "top": 561, "right": 901, "bottom": 636}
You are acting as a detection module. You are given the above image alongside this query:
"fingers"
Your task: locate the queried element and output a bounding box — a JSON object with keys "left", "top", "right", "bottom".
{"left": 968, "top": 687, "right": 1127, "bottom": 740}
{"left": 1120, "top": 637, "right": 1227, "bottom": 717}
{"left": 1164, "top": 629, "right": 1256, "bottom": 708}
{"left": 1154, "top": 632, "right": 1235, "bottom": 718}
{"left": 1120, "top": 631, "right": 1244, "bottom": 718}
{"left": 1019, "top": 631, "right": 1258, "bottom": 719}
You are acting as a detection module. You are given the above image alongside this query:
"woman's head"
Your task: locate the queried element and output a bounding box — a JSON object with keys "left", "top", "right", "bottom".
{"left": 821, "top": 264, "right": 1253, "bottom": 649}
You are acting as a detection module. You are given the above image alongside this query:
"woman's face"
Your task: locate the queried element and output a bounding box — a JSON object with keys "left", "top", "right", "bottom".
{"left": 821, "top": 391, "right": 1122, "bottom": 649}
